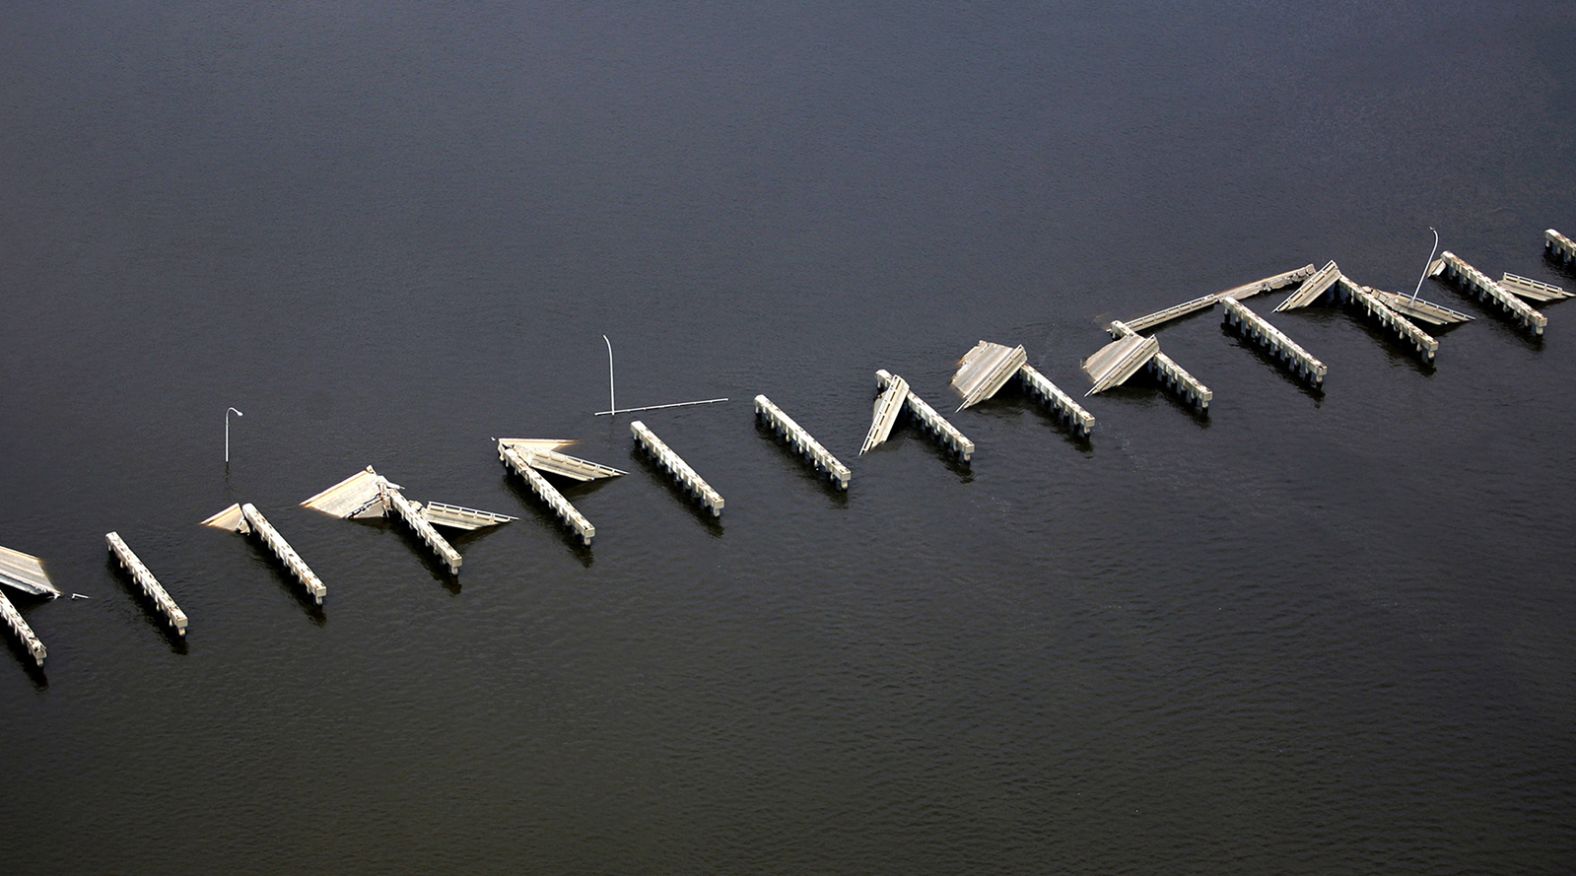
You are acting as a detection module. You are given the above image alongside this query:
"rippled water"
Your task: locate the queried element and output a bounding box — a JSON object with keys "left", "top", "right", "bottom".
{"left": 3, "top": 3, "right": 1574, "bottom": 873}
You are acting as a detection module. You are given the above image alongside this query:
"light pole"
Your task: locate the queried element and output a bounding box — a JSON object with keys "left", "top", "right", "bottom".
{"left": 592, "top": 335, "right": 728, "bottom": 416}
{"left": 1410, "top": 226, "right": 1440, "bottom": 303}
{"left": 225, "top": 407, "right": 244, "bottom": 463}
{"left": 602, "top": 334, "right": 615, "bottom": 415}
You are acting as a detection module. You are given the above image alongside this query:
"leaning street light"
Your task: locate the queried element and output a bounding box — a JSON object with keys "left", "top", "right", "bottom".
{"left": 225, "top": 407, "right": 244, "bottom": 463}
{"left": 1410, "top": 226, "right": 1440, "bottom": 304}
{"left": 592, "top": 336, "right": 727, "bottom": 416}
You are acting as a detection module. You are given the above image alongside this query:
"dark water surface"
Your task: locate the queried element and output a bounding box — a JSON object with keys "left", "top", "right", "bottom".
{"left": 4, "top": 3, "right": 1575, "bottom": 873}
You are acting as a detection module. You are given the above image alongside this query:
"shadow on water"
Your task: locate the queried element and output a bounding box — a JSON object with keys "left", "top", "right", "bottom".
{"left": 630, "top": 447, "right": 726, "bottom": 536}
{"left": 1427, "top": 278, "right": 1548, "bottom": 350}
{"left": 497, "top": 473, "right": 596, "bottom": 568}
{"left": 1219, "top": 323, "right": 1326, "bottom": 404}
{"left": 1543, "top": 250, "right": 1576, "bottom": 281}
{"left": 352, "top": 518, "right": 463, "bottom": 594}
{"left": 976, "top": 381, "right": 1097, "bottom": 456}
{"left": 1327, "top": 307, "right": 1440, "bottom": 376}
{"left": 105, "top": 554, "right": 192, "bottom": 651}
{"left": 884, "top": 418, "right": 976, "bottom": 483}
{"left": 238, "top": 537, "right": 327, "bottom": 626}
{"left": 1102, "top": 374, "right": 1214, "bottom": 426}
{"left": 752, "top": 418, "right": 853, "bottom": 505}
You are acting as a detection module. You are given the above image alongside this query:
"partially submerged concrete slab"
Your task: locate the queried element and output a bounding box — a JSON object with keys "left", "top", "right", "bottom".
{"left": 1500, "top": 273, "right": 1571, "bottom": 303}
{"left": 861, "top": 373, "right": 909, "bottom": 455}
{"left": 1123, "top": 265, "right": 1317, "bottom": 333}
{"left": 1364, "top": 289, "right": 1475, "bottom": 326}
{"left": 512, "top": 447, "right": 626, "bottom": 482}
{"left": 869, "top": 371, "right": 974, "bottom": 461}
{"left": 1093, "top": 322, "right": 1212, "bottom": 412}
{"left": 0, "top": 545, "right": 60, "bottom": 599}
{"left": 1274, "top": 260, "right": 1342, "bottom": 313}
{"left": 1082, "top": 333, "right": 1160, "bottom": 395}
{"left": 303, "top": 466, "right": 511, "bottom": 574}
{"left": 951, "top": 341, "right": 1027, "bottom": 410}
{"left": 499, "top": 442, "right": 599, "bottom": 545}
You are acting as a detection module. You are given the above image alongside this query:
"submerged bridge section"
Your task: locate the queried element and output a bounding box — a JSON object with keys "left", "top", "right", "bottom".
{"left": 1333, "top": 278, "right": 1439, "bottom": 363}
{"left": 951, "top": 341, "right": 1094, "bottom": 438}
{"left": 379, "top": 480, "right": 463, "bottom": 574}
{"left": 1122, "top": 265, "right": 1317, "bottom": 334}
{"left": 201, "top": 503, "right": 327, "bottom": 604}
{"left": 418, "top": 502, "right": 516, "bottom": 531}
{"left": 1500, "top": 273, "right": 1571, "bottom": 303}
{"left": 755, "top": 395, "right": 851, "bottom": 490}
{"left": 1018, "top": 363, "right": 1096, "bottom": 438}
{"left": 1221, "top": 297, "right": 1327, "bottom": 388}
{"left": 872, "top": 370, "right": 975, "bottom": 461}
{"left": 632, "top": 421, "right": 725, "bottom": 517}
{"left": 1084, "top": 331, "right": 1158, "bottom": 394}
{"left": 1434, "top": 252, "right": 1547, "bottom": 336}
{"left": 0, "top": 590, "right": 46, "bottom": 667}
{"left": 499, "top": 442, "right": 599, "bottom": 545}
{"left": 1547, "top": 229, "right": 1576, "bottom": 267}
{"left": 1365, "top": 289, "right": 1475, "bottom": 326}
{"left": 1268, "top": 258, "right": 1452, "bottom": 362}
{"left": 952, "top": 341, "right": 1028, "bottom": 411}
{"left": 861, "top": 373, "right": 909, "bottom": 455}
{"left": 0, "top": 544, "right": 55, "bottom": 667}
{"left": 1273, "top": 260, "right": 1343, "bottom": 313}
{"left": 106, "top": 532, "right": 189, "bottom": 637}
{"left": 302, "top": 466, "right": 510, "bottom": 574}
{"left": 1087, "top": 322, "right": 1212, "bottom": 411}
{"left": 505, "top": 448, "right": 626, "bottom": 482}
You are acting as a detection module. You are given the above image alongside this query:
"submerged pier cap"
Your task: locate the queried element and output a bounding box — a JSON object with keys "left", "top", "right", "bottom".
{"left": 203, "top": 503, "right": 328, "bottom": 604}
{"left": 871, "top": 370, "right": 975, "bottom": 461}
{"left": 0, "top": 589, "right": 47, "bottom": 667}
{"left": 106, "top": 531, "right": 189, "bottom": 637}
{"left": 631, "top": 420, "right": 726, "bottom": 517}
{"left": 1016, "top": 363, "right": 1096, "bottom": 438}
{"left": 380, "top": 481, "right": 464, "bottom": 573}
{"left": 754, "top": 395, "right": 852, "bottom": 490}
{"left": 498, "top": 442, "right": 599, "bottom": 545}
{"left": 1333, "top": 277, "right": 1439, "bottom": 363}
{"left": 1220, "top": 297, "right": 1328, "bottom": 388}
{"left": 1547, "top": 228, "right": 1576, "bottom": 265}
